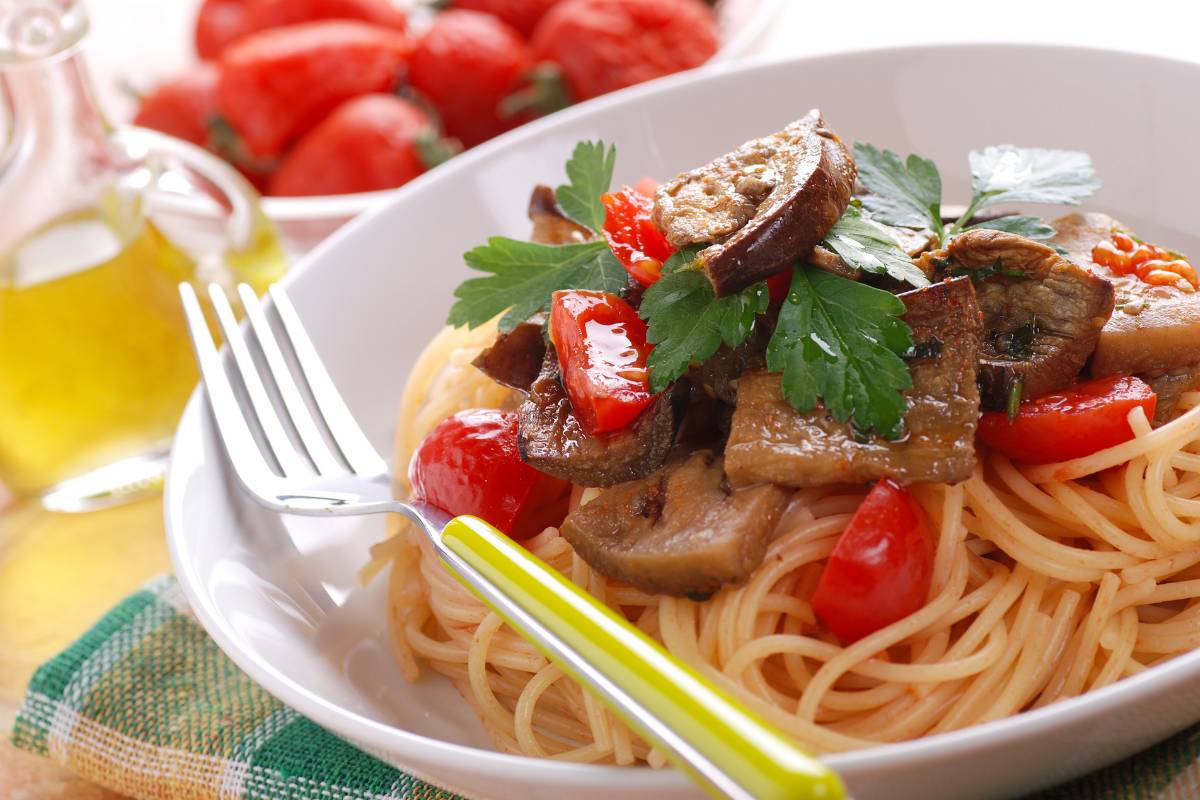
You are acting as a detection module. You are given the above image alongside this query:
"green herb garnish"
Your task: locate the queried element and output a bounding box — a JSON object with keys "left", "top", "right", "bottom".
{"left": 446, "top": 141, "right": 622, "bottom": 331}
{"left": 855, "top": 142, "right": 1100, "bottom": 246}
{"left": 903, "top": 336, "right": 943, "bottom": 361}
{"left": 821, "top": 205, "right": 929, "bottom": 288}
{"left": 555, "top": 140, "right": 615, "bottom": 233}
{"left": 994, "top": 319, "right": 1038, "bottom": 362}
{"left": 766, "top": 268, "right": 914, "bottom": 439}
{"left": 640, "top": 247, "right": 769, "bottom": 393}
{"left": 1006, "top": 376, "right": 1025, "bottom": 422}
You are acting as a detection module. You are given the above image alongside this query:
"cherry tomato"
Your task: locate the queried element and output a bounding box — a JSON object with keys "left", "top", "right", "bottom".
{"left": 134, "top": 64, "right": 220, "bottom": 147}
{"left": 550, "top": 290, "right": 657, "bottom": 434}
{"left": 531, "top": 0, "right": 718, "bottom": 102}
{"left": 601, "top": 187, "right": 675, "bottom": 287}
{"left": 408, "top": 10, "right": 531, "bottom": 148}
{"left": 245, "top": 0, "right": 406, "bottom": 33}
{"left": 977, "top": 375, "right": 1157, "bottom": 464}
{"left": 410, "top": 409, "right": 571, "bottom": 537}
{"left": 811, "top": 480, "right": 934, "bottom": 644}
{"left": 451, "top": 0, "right": 561, "bottom": 37}
{"left": 217, "top": 21, "right": 409, "bottom": 158}
{"left": 269, "top": 95, "right": 447, "bottom": 196}
{"left": 195, "top": 0, "right": 253, "bottom": 59}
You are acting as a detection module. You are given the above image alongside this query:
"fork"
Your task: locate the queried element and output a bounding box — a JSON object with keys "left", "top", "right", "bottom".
{"left": 179, "top": 281, "right": 845, "bottom": 800}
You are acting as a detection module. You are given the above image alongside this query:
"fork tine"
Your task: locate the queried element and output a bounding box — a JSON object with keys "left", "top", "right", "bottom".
{"left": 237, "top": 284, "right": 343, "bottom": 476}
{"left": 268, "top": 285, "right": 389, "bottom": 477}
{"left": 207, "top": 284, "right": 310, "bottom": 477}
{"left": 179, "top": 283, "right": 279, "bottom": 492}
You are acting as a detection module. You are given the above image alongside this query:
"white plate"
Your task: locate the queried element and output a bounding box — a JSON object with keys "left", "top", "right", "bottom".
{"left": 167, "top": 44, "right": 1200, "bottom": 800}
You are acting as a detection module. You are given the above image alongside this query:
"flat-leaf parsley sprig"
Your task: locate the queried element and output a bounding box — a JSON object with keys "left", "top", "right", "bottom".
{"left": 446, "top": 141, "right": 625, "bottom": 331}
{"left": 854, "top": 142, "right": 1100, "bottom": 246}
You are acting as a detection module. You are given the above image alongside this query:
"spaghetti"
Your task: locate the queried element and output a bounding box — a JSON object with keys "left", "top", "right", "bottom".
{"left": 373, "top": 320, "right": 1200, "bottom": 763}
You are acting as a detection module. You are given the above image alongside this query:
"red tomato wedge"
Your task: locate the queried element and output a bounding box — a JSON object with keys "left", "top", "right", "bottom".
{"left": 410, "top": 409, "right": 570, "bottom": 538}
{"left": 550, "top": 290, "right": 657, "bottom": 434}
{"left": 977, "top": 375, "right": 1157, "bottom": 465}
{"left": 601, "top": 187, "right": 675, "bottom": 287}
{"left": 812, "top": 480, "right": 935, "bottom": 644}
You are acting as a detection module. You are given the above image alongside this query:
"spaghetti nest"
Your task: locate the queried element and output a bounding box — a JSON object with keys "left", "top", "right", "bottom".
{"left": 372, "top": 320, "right": 1200, "bottom": 764}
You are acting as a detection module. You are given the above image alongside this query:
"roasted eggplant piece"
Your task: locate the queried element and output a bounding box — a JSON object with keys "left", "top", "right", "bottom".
{"left": 652, "top": 109, "right": 856, "bottom": 296}
{"left": 517, "top": 352, "right": 681, "bottom": 486}
{"left": 560, "top": 451, "right": 790, "bottom": 597}
{"left": 1053, "top": 212, "right": 1200, "bottom": 379}
{"left": 930, "top": 229, "right": 1114, "bottom": 409}
{"left": 726, "top": 277, "right": 983, "bottom": 488}
{"left": 528, "top": 184, "right": 593, "bottom": 245}
{"left": 471, "top": 315, "right": 547, "bottom": 393}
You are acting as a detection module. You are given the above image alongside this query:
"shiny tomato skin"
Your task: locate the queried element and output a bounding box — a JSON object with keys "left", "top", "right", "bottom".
{"left": 451, "top": 0, "right": 561, "bottom": 37}
{"left": 217, "top": 21, "right": 409, "bottom": 158}
{"left": 410, "top": 409, "right": 570, "bottom": 538}
{"left": 408, "top": 11, "right": 531, "bottom": 148}
{"left": 550, "top": 290, "right": 657, "bottom": 434}
{"left": 531, "top": 0, "right": 718, "bottom": 102}
{"left": 977, "top": 376, "right": 1157, "bottom": 464}
{"left": 196, "top": 0, "right": 253, "bottom": 59}
{"left": 245, "top": 0, "right": 407, "bottom": 34}
{"left": 601, "top": 187, "right": 675, "bottom": 287}
{"left": 812, "top": 480, "right": 934, "bottom": 644}
{"left": 269, "top": 94, "right": 430, "bottom": 196}
{"left": 766, "top": 268, "right": 792, "bottom": 304}
{"left": 134, "top": 64, "right": 221, "bottom": 147}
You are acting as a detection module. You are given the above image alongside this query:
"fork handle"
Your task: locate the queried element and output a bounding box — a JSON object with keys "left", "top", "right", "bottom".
{"left": 438, "top": 516, "right": 845, "bottom": 800}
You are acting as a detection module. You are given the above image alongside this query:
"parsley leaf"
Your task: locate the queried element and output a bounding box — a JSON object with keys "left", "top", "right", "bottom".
{"left": 968, "top": 145, "right": 1100, "bottom": 209}
{"left": 640, "top": 255, "right": 769, "bottom": 393}
{"left": 853, "top": 143, "right": 943, "bottom": 237}
{"left": 448, "top": 238, "right": 625, "bottom": 331}
{"left": 766, "top": 268, "right": 914, "bottom": 439}
{"left": 965, "top": 214, "right": 1056, "bottom": 240}
{"left": 822, "top": 205, "right": 930, "bottom": 288}
{"left": 555, "top": 140, "right": 616, "bottom": 233}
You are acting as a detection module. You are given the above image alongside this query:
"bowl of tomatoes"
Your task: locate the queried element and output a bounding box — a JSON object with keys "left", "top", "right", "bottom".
{"left": 113, "top": 0, "right": 784, "bottom": 252}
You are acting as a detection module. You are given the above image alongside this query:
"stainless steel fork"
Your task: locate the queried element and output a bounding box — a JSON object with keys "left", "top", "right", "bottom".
{"left": 179, "top": 281, "right": 844, "bottom": 800}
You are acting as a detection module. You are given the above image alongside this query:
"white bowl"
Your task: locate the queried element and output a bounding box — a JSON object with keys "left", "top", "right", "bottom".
{"left": 87, "top": 0, "right": 786, "bottom": 254}
{"left": 166, "top": 44, "right": 1200, "bottom": 800}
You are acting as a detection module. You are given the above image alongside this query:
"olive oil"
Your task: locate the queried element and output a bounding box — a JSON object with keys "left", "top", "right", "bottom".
{"left": 0, "top": 207, "right": 202, "bottom": 497}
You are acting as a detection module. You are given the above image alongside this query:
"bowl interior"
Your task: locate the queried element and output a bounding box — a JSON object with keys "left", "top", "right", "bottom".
{"left": 168, "top": 44, "right": 1200, "bottom": 800}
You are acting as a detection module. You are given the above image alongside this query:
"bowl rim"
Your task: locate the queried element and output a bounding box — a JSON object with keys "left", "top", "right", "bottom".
{"left": 167, "top": 40, "right": 1200, "bottom": 790}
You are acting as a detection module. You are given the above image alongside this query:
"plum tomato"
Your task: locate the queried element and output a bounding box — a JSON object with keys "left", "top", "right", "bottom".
{"left": 245, "top": 0, "right": 407, "bottom": 34}
{"left": 977, "top": 375, "right": 1157, "bottom": 464}
{"left": 530, "top": 0, "right": 718, "bottom": 102}
{"left": 549, "top": 290, "right": 657, "bottom": 434}
{"left": 133, "top": 63, "right": 221, "bottom": 147}
{"left": 195, "top": 0, "right": 253, "bottom": 59}
{"left": 217, "top": 20, "right": 410, "bottom": 158}
{"left": 811, "top": 480, "right": 935, "bottom": 644}
{"left": 600, "top": 187, "right": 674, "bottom": 287}
{"left": 268, "top": 94, "right": 447, "bottom": 196}
{"left": 450, "top": 0, "right": 561, "bottom": 37}
{"left": 410, "top": 409, "right": 571, "bottom": 538}
{"left": 408, "top": 10, "right": 532, "bottom": 148}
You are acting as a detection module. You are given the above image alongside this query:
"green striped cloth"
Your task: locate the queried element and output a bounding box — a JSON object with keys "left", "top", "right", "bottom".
{"left": 8, "top": 575, "right": 1200, "bottom": 800}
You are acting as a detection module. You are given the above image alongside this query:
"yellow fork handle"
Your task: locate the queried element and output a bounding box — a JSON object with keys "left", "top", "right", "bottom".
{"left": 439, "top": 515, "right": 845, "bottom": 800}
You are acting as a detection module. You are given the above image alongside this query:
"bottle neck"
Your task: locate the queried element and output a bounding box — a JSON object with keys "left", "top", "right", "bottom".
{"left": 0, "top": 42, "right": 127, "bottom": 259}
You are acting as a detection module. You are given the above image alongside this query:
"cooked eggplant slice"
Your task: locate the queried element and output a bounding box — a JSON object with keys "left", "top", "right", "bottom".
{"left": 726, "top": 277, "right": 983, "bottom": 488}
{"left": 652, "top": 109, "right": 856, "bottom": 296}
{"left": 472, "top": 314, "right": 547, "bottom": 393}
{"left": 931, "top": 229, "right": 1114, "bottom": 409}
{"left": 529, "top": 184, "right": 593, "bottom": 245}
{"left": 517, "top": 352, "right": 681, "bottom": 487}
{"left": 560, "top": 451, "right": 790, "bottom": 597}
{"left": 1053, "top": 212, "right": 1200, "bottom": 379}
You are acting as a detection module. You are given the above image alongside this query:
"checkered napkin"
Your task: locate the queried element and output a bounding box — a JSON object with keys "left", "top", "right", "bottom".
{"left": 9, "top": 575, "right": 1200, "bottom": 800}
